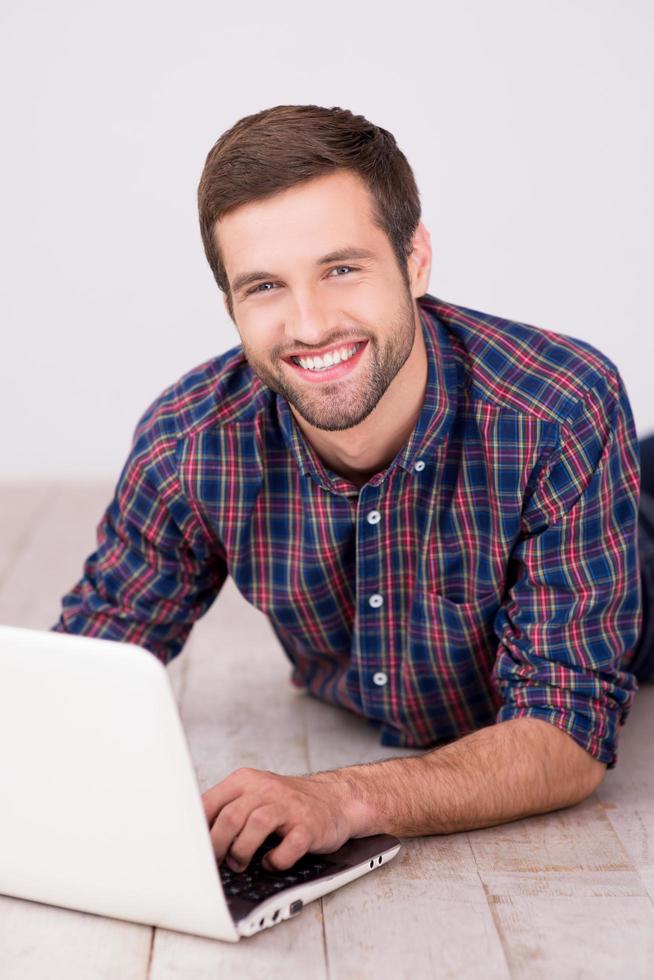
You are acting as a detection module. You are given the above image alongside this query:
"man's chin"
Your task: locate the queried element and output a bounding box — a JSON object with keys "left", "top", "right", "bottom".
{"left": 285, "top": 390, "right": 382, "bottom": 432}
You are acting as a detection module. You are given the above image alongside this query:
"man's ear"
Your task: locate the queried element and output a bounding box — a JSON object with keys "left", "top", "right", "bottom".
{"left": 407, "top": 221, "right": 432, "bottom": 298}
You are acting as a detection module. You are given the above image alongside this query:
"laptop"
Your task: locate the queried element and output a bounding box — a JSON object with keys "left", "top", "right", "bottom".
{"left": 0, "top": 625, "right": 401, "bottom": 942}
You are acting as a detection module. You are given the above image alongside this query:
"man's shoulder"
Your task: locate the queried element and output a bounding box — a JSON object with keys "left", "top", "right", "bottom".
{"left": 131, "top": 343, "right": 270, "bottom": 455}
{"left": 422, "top": 294, "right": 621, "bottom": 427}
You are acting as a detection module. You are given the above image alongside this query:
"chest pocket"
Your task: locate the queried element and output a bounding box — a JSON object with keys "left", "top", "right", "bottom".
{"left": 403, "top": 589, "right": 503, "bottom": 737}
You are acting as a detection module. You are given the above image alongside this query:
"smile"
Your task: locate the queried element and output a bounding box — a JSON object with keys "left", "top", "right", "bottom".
{"left": 285, "top": 341, "right": 368, "bottom": 383}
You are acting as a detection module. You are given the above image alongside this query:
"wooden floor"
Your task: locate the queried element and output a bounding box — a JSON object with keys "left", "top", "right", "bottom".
{"left": 1, "top": 482, "right": 653, "bottom": 979}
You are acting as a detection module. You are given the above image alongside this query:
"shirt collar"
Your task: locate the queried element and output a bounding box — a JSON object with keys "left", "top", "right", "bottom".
{"left": 275, "top": 293, "right": 459, "bottom": 493}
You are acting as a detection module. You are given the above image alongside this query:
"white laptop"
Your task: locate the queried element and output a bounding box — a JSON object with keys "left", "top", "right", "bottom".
{"left": 0, "top": 625, "right": 401, "bottom": 942}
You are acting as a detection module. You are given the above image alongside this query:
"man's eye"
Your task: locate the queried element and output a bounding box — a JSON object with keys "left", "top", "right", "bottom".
{"left": 246, "top": 266, "right": 357, "bottom": 296}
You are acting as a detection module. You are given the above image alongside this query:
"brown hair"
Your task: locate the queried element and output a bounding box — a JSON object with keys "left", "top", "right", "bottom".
{"left": 197, "top": 104, "right": 421, "bottom": 319}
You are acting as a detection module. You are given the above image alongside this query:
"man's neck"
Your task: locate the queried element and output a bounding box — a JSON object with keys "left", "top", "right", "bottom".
{"left": 289, "top": 309, "right": 429, "bottom": 486}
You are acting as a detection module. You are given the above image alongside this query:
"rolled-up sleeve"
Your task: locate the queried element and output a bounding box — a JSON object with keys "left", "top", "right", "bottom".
{"left": 493, "top": 365, "right": 642, "bottom": 769}
{"left": 51, "top": 419, "right": 228, "bottom": 665}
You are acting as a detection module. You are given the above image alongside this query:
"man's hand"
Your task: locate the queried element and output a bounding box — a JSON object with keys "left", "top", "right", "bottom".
{"left": 201, "top": 767, "right": 356, "bottom": 873}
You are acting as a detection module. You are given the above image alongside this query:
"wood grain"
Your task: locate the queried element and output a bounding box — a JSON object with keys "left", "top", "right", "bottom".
{"left": 0, "top": 894, "right": 152, "bottom": 980}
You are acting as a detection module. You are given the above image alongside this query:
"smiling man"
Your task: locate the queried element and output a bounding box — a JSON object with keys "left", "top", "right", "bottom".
{"left": 53, "top": 104, "right": 654, "bottom": 876}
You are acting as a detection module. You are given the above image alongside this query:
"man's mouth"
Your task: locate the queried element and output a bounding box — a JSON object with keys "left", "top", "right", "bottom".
{"left": 284, "top": 341, "right": 368, "bottom": 382}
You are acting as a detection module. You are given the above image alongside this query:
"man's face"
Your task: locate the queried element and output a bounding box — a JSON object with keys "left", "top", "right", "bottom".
{"left": 214, "top": 170, "right": 420, "bottom": 432}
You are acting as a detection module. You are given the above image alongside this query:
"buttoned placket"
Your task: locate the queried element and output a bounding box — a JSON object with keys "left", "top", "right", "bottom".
{"left": 354, "top": 480, "right": 388, "bottom": 705}
{"left": 353, "top": 458, "right": 432, "bottom": 714}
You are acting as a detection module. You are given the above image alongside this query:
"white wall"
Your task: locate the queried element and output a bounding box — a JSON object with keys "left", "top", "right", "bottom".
{"left": 2, "top": 0, "right": 652, "bottom": 480}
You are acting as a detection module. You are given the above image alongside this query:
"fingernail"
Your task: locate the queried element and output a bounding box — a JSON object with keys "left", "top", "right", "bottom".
{"left": 227, "top": 856, "right": 244, "bottom": 872}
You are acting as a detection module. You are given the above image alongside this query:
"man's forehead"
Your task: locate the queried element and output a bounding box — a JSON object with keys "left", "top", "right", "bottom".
{"left": 215, "top": 172, "right": 380, "bottom": 270}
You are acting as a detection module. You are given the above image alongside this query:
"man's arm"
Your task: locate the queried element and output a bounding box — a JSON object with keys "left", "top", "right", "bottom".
{"left": 52, "top": 405, "right": 228, "bottom": 664}
{"left": 490, "top": 362, "right": 642, "bottom": 771}
{"left": 317, "top": 714, "right": 606, "bottom": 839}
{"left": 202, "top": 715, "right": 604, "bottom": 872}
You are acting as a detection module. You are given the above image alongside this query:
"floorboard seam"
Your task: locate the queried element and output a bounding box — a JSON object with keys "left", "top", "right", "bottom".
{"left": 468, "top": 832, "right": 512, "bottom": 978}
{"left": 320, "top": 897, "right": 332, "bottom": 980}
{"left": 145, "top": 927, "right": 155, "bottom": 979}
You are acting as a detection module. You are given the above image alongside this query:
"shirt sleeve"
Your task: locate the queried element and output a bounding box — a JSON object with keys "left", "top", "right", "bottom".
{"left": 492, "top": 364, "right": 642, "bottom": 769}
{"left": 51, "top": 422, "right": 228, "bottom": 665}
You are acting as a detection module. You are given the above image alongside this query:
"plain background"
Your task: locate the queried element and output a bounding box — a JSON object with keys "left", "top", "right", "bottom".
{"left": 2, "top": 0, "right": 652, "bottom": 481}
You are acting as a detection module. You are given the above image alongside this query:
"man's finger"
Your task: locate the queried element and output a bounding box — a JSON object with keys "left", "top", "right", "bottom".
{"left": 261, "top": 824, "right": 313, "bottom": 872}
{"left": 220, "top": 803, "right": 284, "bottom": 870}
{"left": 202, "top": 768, "right": 255, "bottom": 825}
{"left": 208, "top": 798, "right": 253, "bottom": 863}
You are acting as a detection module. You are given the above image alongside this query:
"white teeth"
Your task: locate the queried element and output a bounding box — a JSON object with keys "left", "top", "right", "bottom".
{"left": 294, "top": 343, "right": 362, "bottom": 372}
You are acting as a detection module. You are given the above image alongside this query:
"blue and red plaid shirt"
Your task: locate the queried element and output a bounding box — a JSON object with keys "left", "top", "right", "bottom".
{"left": 52, "top": 294, "right": 642, "bottom": 768}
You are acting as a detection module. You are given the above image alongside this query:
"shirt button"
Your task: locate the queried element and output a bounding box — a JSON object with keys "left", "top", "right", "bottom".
{"left": 368, "top": 593, "right": 384, "bottom": 608}
{"left": 373, "top": 671, "right": 388, "bottom": 686}
{"left": 367, "top": 510, "right": 381, "bottom": 525}
{"left": 414, "top": 459, "right": 426, "bottom": 472}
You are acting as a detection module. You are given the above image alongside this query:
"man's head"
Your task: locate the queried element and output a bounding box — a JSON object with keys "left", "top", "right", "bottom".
{"left": 197, "top": 105, "right": 431, "bottom": 432}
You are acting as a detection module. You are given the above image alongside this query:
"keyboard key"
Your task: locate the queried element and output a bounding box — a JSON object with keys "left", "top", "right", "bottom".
{"left": 243, "top": 889, "right": 265, "bottom": 901}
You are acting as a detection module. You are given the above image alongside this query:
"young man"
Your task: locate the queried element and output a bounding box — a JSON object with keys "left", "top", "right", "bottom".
{"left": 52, "top": 104, "right": 654, "bottom": 876}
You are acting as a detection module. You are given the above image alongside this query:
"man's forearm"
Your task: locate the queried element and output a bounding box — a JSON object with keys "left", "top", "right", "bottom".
{"left": 310, "top": 717, "right": 607, "bottom": 839}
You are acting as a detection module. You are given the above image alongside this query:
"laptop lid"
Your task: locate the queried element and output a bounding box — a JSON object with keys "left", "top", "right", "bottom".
{"left": 0, "top": 625, "right": 240, "bottom": 942}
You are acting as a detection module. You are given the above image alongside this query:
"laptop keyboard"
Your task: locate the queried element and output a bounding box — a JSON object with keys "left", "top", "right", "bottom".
{"left": 219, "top": 832, "right": 339, "bottom": 904}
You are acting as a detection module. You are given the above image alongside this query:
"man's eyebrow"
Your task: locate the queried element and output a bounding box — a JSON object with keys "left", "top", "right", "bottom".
{"left": 231, "top": 247, "right": 377, "bottom": 296}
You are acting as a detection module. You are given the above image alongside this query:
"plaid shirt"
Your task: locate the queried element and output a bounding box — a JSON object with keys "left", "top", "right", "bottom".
{"left": 52, "top": 293, "right": 642, "bottom": 769}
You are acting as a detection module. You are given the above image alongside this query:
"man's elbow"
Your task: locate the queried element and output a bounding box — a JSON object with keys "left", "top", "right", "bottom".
{"left": 522, "top": 716, "right": 607, "bottom": 802}
{"left": 561, "top": 737, "right": 607, "bottom": 803}
{"left": 579, "top": 754, "right": 607, "bottom": 797}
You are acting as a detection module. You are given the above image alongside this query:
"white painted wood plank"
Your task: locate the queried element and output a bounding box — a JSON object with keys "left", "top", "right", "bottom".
{"left": 323, "top": 870, "right": 509, "bottom": 980}
{"left": 469, "top": 778, "right": 654, "bottom": 976}
{"left": 479, "top": 860, "right": 654, "bottom": 974}
{"left": 149, "top": 909, "right": 327, "bottom": 980}
{"left": 0, "top": 483, "right": 54, "bottom": 584}
{"left": 300, "top": 688, "right": 424, "bottom": 770}
{"left": 469, "top": 795, "right": 634, "bottom": 875}
{"left": 597, "top": 685, "right": 654, "bottom": 901}
{"left": 481, "top": 868, "right": 650, "bottom": 899}
{"left": 0, "top": 481, "right": 114, "bottom": 629}
{"left": 321, "top": 829, "right": 509, "bottom": 980}
{"left": 0, "top": 894, "right": 152, "bottom": 980}
{"left": 484, "top": 893, "right": 654, "bottom": 978}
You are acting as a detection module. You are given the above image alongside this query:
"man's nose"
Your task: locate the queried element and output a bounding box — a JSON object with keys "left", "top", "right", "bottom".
{"left": 285, "top": 291, "right": 333, "bottom": 348}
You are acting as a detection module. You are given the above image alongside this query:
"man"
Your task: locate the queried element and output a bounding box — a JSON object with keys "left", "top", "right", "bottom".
{"left": 52, "top": 104, "right": 654, "bottom": 877}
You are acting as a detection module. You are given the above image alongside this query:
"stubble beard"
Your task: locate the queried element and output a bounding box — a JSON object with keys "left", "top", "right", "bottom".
{"left": 241, "top": 288, "right": 417, "bottom": 432}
